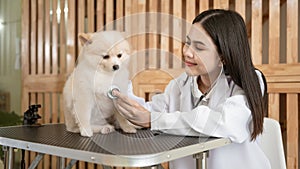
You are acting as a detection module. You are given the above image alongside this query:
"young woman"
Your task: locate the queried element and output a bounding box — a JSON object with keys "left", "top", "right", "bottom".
{"left": 113, "top": 9, "right": 270, "bottom": 169}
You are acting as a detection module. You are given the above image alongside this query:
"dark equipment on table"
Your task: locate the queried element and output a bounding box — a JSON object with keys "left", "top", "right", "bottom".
{"left": 21, "top": 104, "right": 42, "bottom": 169}
{"left": 23, "top": 104, "right": 42, "bottom": 125}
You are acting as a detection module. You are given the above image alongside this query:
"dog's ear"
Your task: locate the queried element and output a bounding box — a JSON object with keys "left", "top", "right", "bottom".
{"left": 78, "top": 33, "right": 92, "bottom": 45}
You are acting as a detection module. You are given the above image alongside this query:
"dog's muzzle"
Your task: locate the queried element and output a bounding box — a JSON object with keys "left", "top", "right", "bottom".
{"left": 107, "top": 85, "right": 120, "bottom": 99}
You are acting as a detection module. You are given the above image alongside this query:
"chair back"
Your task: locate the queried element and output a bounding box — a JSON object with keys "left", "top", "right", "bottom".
{"left": 260, "top": 118, "right": 287, "bottom": 169}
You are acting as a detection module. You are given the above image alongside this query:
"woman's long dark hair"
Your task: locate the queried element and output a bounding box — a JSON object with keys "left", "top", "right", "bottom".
{"left": 192, "top": 9, "right": 267, "bottom": 140}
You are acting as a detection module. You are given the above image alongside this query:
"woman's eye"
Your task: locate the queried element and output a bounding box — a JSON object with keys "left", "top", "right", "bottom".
{"left": 194, "top": 44, "right": 204, "bottom": 51}
{"left": 103, "top": 55, "right": 110, "bottom": 59}
{"left": 195, "top": 47, "right": 204, "bottom": 51}
{"left": 117, "top": 53, "right": 122, "bottom": 58}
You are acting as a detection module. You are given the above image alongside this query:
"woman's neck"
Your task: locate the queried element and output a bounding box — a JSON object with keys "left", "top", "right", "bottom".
{"left": 197, "top": 69, "right": 222, "bottom": 94}
{"left": 197, "top": 76, "right": 212, "bottom": 94}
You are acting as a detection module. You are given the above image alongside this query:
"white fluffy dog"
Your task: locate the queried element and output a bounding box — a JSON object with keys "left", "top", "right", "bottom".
{"left": 63, "top": 31, "right": 137, "bottom": 137}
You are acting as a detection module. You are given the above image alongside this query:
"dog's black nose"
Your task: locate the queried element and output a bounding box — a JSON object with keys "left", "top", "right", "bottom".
{"left": 112, "top": 65, "right": 119, "bottom": 71}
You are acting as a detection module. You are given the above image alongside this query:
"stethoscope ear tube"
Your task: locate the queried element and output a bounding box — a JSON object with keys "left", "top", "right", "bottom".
{"left": 191, "top": 66, "right": 223, "bottom": 108}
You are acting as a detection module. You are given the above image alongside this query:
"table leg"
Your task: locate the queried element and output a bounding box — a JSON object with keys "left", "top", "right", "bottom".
{"left": 193, "top": 151, "right": 209, "bottom": 169}
{"left": 58, "top": 157, "right": 65, "bottom": 169}
{"left": 141, "top": 164, "right": 164, "bottom": 169}
{"left": 64, "top": 159, "right": 77, "bottom": 169}
{"left": 28, "top": 153, "right": 44, "bottom": 169}
{"left": 3, "top": 146, "right": 14, "bottom": 169}
{"left": 141, "top": 166, "right": 157, "bottom": 169}
{"left": 8, "top": 147, "right": 13, "bottom": 169}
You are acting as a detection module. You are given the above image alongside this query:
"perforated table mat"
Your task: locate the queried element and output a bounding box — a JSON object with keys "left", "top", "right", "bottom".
{"left": 0, "top": 124, "right": 230, "bottom": 167}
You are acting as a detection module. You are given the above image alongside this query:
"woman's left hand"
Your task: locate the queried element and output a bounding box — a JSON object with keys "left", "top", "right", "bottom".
{"left": 112, "top": 90, "right": 151, "bottom": 128}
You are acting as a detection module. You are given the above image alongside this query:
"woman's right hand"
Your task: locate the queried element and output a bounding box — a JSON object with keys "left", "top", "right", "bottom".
{"left": 112, "top": 90, "right": 151, "bottom": 128}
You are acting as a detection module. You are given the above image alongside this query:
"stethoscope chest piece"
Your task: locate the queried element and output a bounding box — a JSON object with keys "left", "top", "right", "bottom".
{"left": 107, "top": 85, "right": 120, "bottom": 99}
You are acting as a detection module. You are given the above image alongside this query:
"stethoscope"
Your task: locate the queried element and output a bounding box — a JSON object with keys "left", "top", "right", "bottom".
{"left": 107, "top": 85, "right": 120, "bottom": 99}
{"left": 190, "top": 65, "right": 223, "bottom": 108}
{"left": 107, "top": 64, "right": 224, "bottom": 108}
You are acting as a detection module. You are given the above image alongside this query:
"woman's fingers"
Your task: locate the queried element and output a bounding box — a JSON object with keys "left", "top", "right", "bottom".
{"left": 113, "top": 90, "right": 140, "bottom": 108}
{"left": 112, "top": 90, "right": 137, "bottom": 116}
{"left": 112, "top": 90, "right": 133, "bottom": 106}
{"left": 112, "top": 90, "right": 150, "bottom": 127}
{"left": 116, "top": 100, "right": 135, "bottom": 116}
{"left": 115, "top": 102, "right": 133, "bottom": 118}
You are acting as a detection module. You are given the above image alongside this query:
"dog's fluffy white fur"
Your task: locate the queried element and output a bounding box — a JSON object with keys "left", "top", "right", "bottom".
{"left": 63, "top": 31, "right": 137, "bottom": 137}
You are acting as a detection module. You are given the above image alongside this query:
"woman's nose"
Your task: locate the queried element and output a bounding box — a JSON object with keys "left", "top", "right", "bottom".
{"left": 183, "top": 45, "right": 194, "bottom": 58}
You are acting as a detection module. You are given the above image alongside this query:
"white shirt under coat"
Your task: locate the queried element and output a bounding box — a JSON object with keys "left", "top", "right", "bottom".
{"left": 129, "top": 70, "right": 271, "bottom": 169}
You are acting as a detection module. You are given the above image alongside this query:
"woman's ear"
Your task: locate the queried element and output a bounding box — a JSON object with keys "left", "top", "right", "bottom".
{"left": 78, "top": 33, "right": 92, "bottom": 45}
{"left": 218, "top": 56, "right": 225, "bottom": 67}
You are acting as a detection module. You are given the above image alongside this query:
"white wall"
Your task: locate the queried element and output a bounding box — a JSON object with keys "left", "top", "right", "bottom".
{"left": 0, "top": 0, "right": 21, "bottom": 114}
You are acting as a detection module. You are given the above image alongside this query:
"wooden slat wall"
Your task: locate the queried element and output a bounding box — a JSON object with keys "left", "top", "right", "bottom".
{"left": 21, "top": 0, "right": 300, "bottom": 169}
{"left": 286, "top": 0, "right": 299, "bottom": 168}
{"left": 251, "top": 0, "right": 262, "bottom": 65}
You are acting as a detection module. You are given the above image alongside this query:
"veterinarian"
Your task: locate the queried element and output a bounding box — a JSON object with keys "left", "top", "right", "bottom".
{"left": 112, "top": 9, "right": 271, "bottom": 169}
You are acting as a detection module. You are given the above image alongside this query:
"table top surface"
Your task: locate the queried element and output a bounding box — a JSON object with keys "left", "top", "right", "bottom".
{"left": 0, "top": 124, "right": 231, "bottom": 167}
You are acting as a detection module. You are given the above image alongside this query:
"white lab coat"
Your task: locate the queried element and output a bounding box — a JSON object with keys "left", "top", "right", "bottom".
{"left": 128, "top": 70, "right": 271, "bottom": 169}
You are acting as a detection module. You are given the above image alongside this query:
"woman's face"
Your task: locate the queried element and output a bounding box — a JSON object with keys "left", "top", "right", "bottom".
{"left": 183, "top": 23, "right": 222, "bottom": 77}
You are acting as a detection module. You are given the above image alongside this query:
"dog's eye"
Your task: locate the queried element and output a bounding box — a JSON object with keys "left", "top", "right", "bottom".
{"left": 117, "top": 53, "right": 122, "bottom": 58}
{"left": 103, "top": 55, "right": 110, "bottom": 59}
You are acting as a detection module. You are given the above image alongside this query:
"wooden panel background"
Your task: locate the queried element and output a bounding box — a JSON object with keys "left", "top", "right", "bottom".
{"left": 21, "top": 0, "right": 300, "bottom": 169}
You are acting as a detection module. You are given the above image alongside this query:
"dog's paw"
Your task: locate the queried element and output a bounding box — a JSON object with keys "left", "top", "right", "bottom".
{"left": 80, "top": 127, "right": 93, "bottom": 137}
{"left": 121, "top": 125, "right": 137, "bottom": 133}
{"left": 66, "top": 126, "right": 80, "bottom": 133}
{"left": 99, "top": 125, "right": 115, "bottom": 134}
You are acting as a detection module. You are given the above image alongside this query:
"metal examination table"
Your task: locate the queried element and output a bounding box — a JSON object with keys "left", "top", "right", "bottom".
{"left": 0, "top": 124, "right": 231, "bottom": 169}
